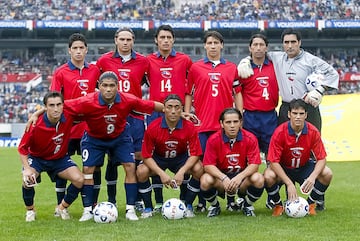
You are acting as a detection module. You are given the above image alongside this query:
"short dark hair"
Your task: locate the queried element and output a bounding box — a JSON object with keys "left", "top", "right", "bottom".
{"left": 164, "top": 94, "right": 183, "bottom": 105}
{"left": 249, "top": 33, "right": 268, "bottom": 46}
{"left": 204, "top": 31, "right": 224, "bottom": 44}
{"left": 115, "top": 27, "right": 135, "bottom": 40}
{"left": 155, "top": 24, "right": 175, "bottom": 39}
{"left": 68, "top": 33, "right": 87, "bottom": 48}
{"left": 43, "top": 91, "right": 63, "bottom": 105}
{"left": 281, "top": 28, "right": 302, "bottom": 42}
{"left": 289, "top": 99, "right": 307, "bottom": 112}
{"left": 219, "top": 108, "right": 242, "bottom": 122}
{"left": 98, "top": 71, "right": 118, "bottom": 84}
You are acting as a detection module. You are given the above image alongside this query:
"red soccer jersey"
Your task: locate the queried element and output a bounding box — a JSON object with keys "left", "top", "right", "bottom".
{"left": 267, "top": 121, "right": 327, "bottom": 169}
{"left": 64, "top": 92, "right": 155, "bottom": 139}
{"left": 187, "top": 58, "right": 240, "bottom": 133}
{"left": 146, "top": 50, "right": 192, "bottom": 103}
{"left": 142, "top": 117, "right": 202, "bottom": 159}
{"left": 96, "top": 51, "right": 149, "bottom": 98}
{"left": 50, "top": 61, "right": 100, "bottom": 139}
{"left": 18, "top": 112, "right": 73, "bottom": 160}
{"left": 203, "top": 129, "right": 261, "bottom": 174}
{"left": 239, "top": 59, "right": 279, "bottom": 111}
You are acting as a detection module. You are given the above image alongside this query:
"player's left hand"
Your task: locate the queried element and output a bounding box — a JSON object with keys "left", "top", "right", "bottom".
{"left": 304, "top": 86, "right": 325, "bottom": 108}
{"left": 300, "top": 178, "right": 314, "bottom": 195}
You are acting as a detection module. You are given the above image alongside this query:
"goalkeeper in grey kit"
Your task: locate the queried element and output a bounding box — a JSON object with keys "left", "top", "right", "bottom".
{"left": 238, "top": 28, "right": 339, "bottom": 131}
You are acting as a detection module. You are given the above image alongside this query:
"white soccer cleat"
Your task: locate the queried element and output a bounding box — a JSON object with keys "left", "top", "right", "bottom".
{"left": 25, "top": 210, "right": 36, "bottom": 222}
{"left": 54, "top": 207, "right": 60, "bottom": 217}
{"left": 58, "top": 208, "right": 70, "bottom": 220}
{"left": 185, "top": 208, "right": 195, "bottom": 218}
{"left": 126, "top": 209, "right": 139, "bottom": 221}
{"left": 140, "top": 208, "right": 153, "bottom": 219}
{"left": 79, "top": 209, "right": 93, "bottom": 222}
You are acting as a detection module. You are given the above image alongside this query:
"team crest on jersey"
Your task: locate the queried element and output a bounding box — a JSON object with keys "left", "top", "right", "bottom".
{"left": 118, "top": 69, "right": 130, "bottom": 81}
{"left": 286, "top": 72, "right": 296, "bottom": 82}
{"left": 208, "top": 73, "right": 221, "bottom": 83}
{"left": 104, "top": 115, "right": 117, "bottom": 123}
{"left": 226, "top": 153, "right": 240, "bottom": 166}
{"left": 290, "top": 147, "right": 303, "bottom": 158}
{"left": 165, "top": 140, "right": 178, "bottom": 150}
{"left": 256, "top": 76, "right": 269, "bottom": 87}
{"left": 77, "top": 79, "right": 89, "bottom": 91}
{"left": 52, "top": 133, "right": 64, "bottom": 145}
{"left": 160, "top": 68, "right": 172, "bottom": 79}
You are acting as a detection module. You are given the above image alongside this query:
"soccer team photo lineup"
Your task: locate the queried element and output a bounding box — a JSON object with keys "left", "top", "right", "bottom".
{"left": 13, "top": 24, "right": 341, "bottom": 223}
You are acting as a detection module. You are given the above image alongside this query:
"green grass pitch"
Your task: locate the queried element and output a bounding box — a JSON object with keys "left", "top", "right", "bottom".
{"left": 0, "top": 147, "right": 358, "bottom": 241}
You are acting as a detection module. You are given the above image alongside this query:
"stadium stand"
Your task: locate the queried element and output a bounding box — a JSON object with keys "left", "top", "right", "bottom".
{"left": 0, "top": 0, "right": 359, "bottom": 21}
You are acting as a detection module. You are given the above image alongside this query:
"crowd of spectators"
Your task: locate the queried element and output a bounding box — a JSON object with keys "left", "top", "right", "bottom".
{"left": 0, "top": 0, "right": 359, "bottom": 21}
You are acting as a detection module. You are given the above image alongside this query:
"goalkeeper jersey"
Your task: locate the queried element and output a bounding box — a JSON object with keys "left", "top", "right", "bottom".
{"left": 268, "top": 49, "right": 339, "bottom": 103}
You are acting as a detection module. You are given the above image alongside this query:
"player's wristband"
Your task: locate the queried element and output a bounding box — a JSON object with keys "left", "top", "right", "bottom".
{"left": 315, "top": 86, "right": 326, "bottom": 95}
{"left": 220, "top": 175, "right": 228, "bottom": 182}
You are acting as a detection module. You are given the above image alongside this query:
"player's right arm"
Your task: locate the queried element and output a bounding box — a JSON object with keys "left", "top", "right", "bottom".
{"left": 270, "top": 162, "right": 297, "bottom": 201}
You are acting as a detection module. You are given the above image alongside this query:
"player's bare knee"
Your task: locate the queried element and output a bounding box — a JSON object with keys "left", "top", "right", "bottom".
{"left": 136, "top": 164, "right": 150, "bottom": 182}
{"left": 263, "top": 168, "right": 276, "bottom": 187}
{"left": 251, "top": 172, "right": 265, "bottom": 188}
{"left": 320, "top": 166, "right": 333, "bottom": 184}
{"left": 200, "top": 174, "right": 213, "bottom": 191}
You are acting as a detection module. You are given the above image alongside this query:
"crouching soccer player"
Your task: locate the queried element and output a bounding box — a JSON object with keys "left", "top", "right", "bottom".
{"left": 200, "top": 108, "right": 264, "bottom": 217}
{"left": 264, "top": 99, "right": 332, "bottom": 216}
{"left": 137, "top": 94, "right": 204, "bottom": 218}
{"left": 19, "top": 91, "right": 84, "bottom": 222}
{"left": 63, "top": 71, "right": 164, "bottom": 221}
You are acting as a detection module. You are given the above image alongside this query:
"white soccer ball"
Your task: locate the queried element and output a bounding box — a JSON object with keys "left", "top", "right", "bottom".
{"left": 305, "top": 72, "right": 324, "bottom": 91}
{"left": 161, "top": 198, "right": 186, "bottom": 220}
{"left": 93, "top": 201, "right": 118, "bottom": 223}
{"left": 285, "top": 197, "right": 309, "bottom": 218}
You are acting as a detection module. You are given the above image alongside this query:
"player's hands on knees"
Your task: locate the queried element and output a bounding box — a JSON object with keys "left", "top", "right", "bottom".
{"left": 237, "top": 56, "right": 254, "bottom": 78}
{"left": 22, "top": 168, "right": 37, "bottom": 187}
{"left": 286, "top": 184, "right": 298, "bottom": 201}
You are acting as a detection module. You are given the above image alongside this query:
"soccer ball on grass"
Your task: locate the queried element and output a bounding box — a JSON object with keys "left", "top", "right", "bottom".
{"left": 161, "top": 198, "right": 186, "bottom": 220}
{"left": 285, "top": 197, "right": 309, "bottom": 218}
{"left": 93, "top": 201, "right": 118, "bottom": 223}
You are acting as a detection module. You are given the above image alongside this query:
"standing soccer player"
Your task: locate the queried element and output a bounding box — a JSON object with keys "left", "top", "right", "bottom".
{"left": 237, "top": 33, "right": 279, "bottom": 209}
{"left": 19, "top": 91, "right": 84, "bottom": 222}
{"left": 136, "top": 94, "right": 203, "bottom": 218}
{"left": 146, "top": 24, "right": 193, "bottom": 212}
{"left": 50, "top": 33, "right": 100, "bottom": 216}
{"left": 64, "top": 71, "right": 164, "bottom": 221}
{"left": 184, "top": 31, "right": 242, "bottom": 212}
{"left": 200, "top": 108, "right": 264, "bottom": 217}
{"left": 264, "top": 99, "right": 332, "bottom": 216}
{"left": 238, "top": 28, "right": 339, "bottom": 131}
{"left": 96, "top": 27, "right": 149, "bottom": 208}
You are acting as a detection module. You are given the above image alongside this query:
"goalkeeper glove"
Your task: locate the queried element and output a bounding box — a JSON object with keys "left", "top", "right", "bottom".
{"left": 237, "top": 56, "right": 254, "bottom": 78}
{"left": 304, "top": 86, "right": 325, "bottom": 108}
